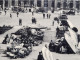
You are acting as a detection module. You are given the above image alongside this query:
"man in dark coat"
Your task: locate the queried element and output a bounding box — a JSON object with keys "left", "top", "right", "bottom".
{"left": 5, "top": 10, "right": 6, "bottom": 15}
{"left": 47, "top": 14, "right": 48, "bottom": 19}
{"left": 43, "top": 13, "right": 45, "bottom": 19}
{"left": 56, "top": 27, "right": 60, "bottom": 38}
{"left": 17, "top": 12, "right": 19, "bottom": 17}
{"left": 49, "top": 40, "right": 54, "bottom": 51}
{"left": 19, "top": 19, "right": 22, "bottom": 26}
{"left": 37, "top": 52, "right": 44, "bottom": 60}
{"left": 32, "top": 17, "right": 36, "bottom": 24}
{"left": 10, "top": 13, "right": 12, "bottom": 18}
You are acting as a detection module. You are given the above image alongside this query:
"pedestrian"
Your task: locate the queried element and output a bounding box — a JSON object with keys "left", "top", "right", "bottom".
{"left": 10, "top": 13, "right": 12, "bottom": 18}
{"left": 49, "top": 14, "right": 51, "bottom": 19}
{"left": 32, "top": 11, "right": 34, "bottom": 16}
{"left": 37, "top": 52, "right": 44, "bottom": 60}
{"left": 52, "top": 20, "right": 54, "bottom": 26}
{"left": 49, "top": 40, "right": 54, "bottom": 51}
{"left": 5, "top": 10, "right": 6, "bottom": 15}
{"left": 32, "top": 17, "right": 34, "bottom": 24}
{"left": 52, "top": 9, "right": 54, "bottom": 13}
{"left": 56, "top": 27, "right": 60, "bottom": 38}
{"left": 32, "top": 8, "right": 34, "bottom": 16}
{"left": 43, "top": 13, "right": 45, "bottom": 19}
{"left": 19, "top": 19, "right": 22, "bottom": 26}
{"left": 17, "top": 12, "right": 19, "bottom": 17}
{"left": 32, "top": 17, "right": 36, "bottom": 24}
{"left": 47, "top": 14, "right": 48, "bottom": 19}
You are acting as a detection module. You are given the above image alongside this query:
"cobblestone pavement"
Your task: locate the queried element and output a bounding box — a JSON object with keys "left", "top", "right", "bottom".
{"left": 0, "top": 11, "right": 80, "bottom": 60}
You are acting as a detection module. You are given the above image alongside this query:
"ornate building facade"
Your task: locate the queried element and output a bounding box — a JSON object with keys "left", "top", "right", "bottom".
{"left": 0, "top": 0, "right": 80, "bottom": 10}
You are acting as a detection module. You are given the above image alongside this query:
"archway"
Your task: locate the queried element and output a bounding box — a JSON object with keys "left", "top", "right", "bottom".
{"left": 63, "top": 2, "right": 67, "bottom": 9}
{"left": 57, "top": 2, "right": 61, "bottom": 8}
{"left": 5, "top": 0, "right": 8, "bottom": 8}
{"left": 69, "top": 2, "right": 73, "bottom": 9}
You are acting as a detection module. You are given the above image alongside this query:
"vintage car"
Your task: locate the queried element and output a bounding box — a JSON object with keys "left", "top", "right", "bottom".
{"left": 12, "top": 6, "right": 27, "bottom": 13}
{"left": 59, "top": 14, "right": 68, "bottom": 21}
{"left": 66, "top": 9, "right": 75, "bottom": 15}
{"left": 36, "top": 8, "right": 45, "bottom": 13}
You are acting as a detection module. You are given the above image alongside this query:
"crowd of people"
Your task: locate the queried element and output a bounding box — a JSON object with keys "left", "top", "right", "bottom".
{"left": 48, "top": 13, "right": 77, "bottom": 54}
{"left": 2, "top": 27, "right": 44, "bottom": 59}
{"left": 43, "top": 13, "right": 51, "bottom": 19}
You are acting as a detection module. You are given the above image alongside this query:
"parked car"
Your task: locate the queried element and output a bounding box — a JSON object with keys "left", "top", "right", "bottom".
{"left": 59, "top": 14, "right": 68, "bottom": 21}
{"left": 66, "top": 9, "right": 75, "bottom": 15}
{"left": 36, "top": 8, "right": 45, "bottom": 13}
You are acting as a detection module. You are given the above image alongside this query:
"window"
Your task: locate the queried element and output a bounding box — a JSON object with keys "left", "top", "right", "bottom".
{"left": 52, "top": 1, "right": 54, "bottom": 7}
{"left": 18, "top": 0, "right": 21, "bottom": 6}
{"left": 63, "top": 2, "right": 67, "bottom": 9}
{"left": 0, "top": 0, "right": 3, "bottom": 8}
{"left": 30, "top": 0, "right": 34, "bottom": 6}
{"left": 57, "top": 2, "right": 61, "bottom": 8}
{"left": 44, "top": 0, "right": 48, "bottom": 7}
{"left": 12, "top": 0, "right": 15, "bottom": 6}
{"left": 37, "top": 0, "right": 41, "bottom": 7}
{"left": 76, "top": 1, "right": 79, "bottom": 10}
{"left": 5, "top": 0, "right": 8, "bottom": 7}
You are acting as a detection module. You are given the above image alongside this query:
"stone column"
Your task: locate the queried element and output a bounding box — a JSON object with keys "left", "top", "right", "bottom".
{"left": 67, "top": 0, "right": 69, "bottom": 9}
{"left": 61, "top": 0, "right": 63, "bottom": 9}
{"left": 48, "top": 0, "right": 52, "bottom": 10}
{"left": 73, "top": 0, "right": 76, "bottom": 9}
{"left": 15, "top": 0, "right": 18, "bottom": 6}
{"left": 3, "top": 0, "right": 5, "bottom": 10}
{"left": 34, "top": 0, "right": 37, "bottom": 7}
{"left": 8, "top": 0, "right": 12, "bottom": 8}
{"left": 42, "top": 0, "right": 44, "bottom": 8}
{"left": 54, "top": 0, "right": 57, "bottom": 10}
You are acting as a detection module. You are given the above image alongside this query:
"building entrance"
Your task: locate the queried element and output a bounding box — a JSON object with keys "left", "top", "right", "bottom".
{"left": 69, "top": 2, "right": 73, "bottom": 9}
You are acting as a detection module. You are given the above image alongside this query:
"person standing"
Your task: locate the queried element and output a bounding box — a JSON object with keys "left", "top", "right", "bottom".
{"left": 47, "top": 14, "right": 48, "bottom": 19}
{"left": 49, "top": 14, "right": 51, "bottom": 19}
{"left": 17, "top": 12, "right": 19, "bottom": 17}
{"left": 43, "top": 13, "right": 45, "bottom": 19}
{"left": 5, "top": 10, "right": 6, "bottom": 15}
{"left": 37, "top": 52, "right": 44, "bottom": 60}
{"left": 32, "top": 17, "right": 36, "bottom": 24}
{"left": 52, "top": 20, "right": 54, "bottom": 26}
{"left": 10, "top": 13, "right": 12, "bottom": 18}
{"left": 32, "top": 8, "right": 34, "bottom": 16}
{"left": 19, "top": 19, "right": 22, "bottom": 26}
{"left": 32, "top": 17, "right": 34, "bottom": 24}
{"left": 56, "top": 27, "right": 60, "bottom": 38}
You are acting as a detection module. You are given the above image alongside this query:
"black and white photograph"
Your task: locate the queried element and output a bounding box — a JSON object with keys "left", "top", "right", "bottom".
{"left": 0, "top": 0, "right": 80, "bottom": 60}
